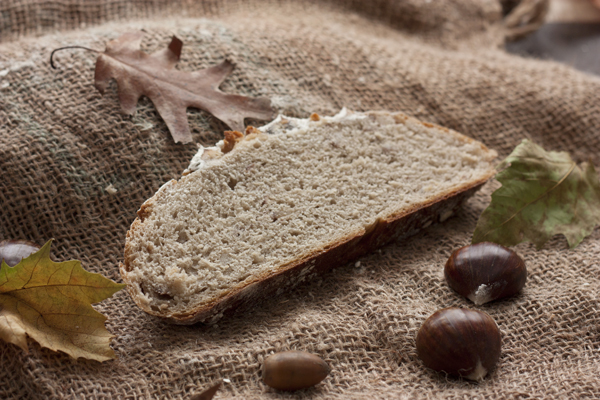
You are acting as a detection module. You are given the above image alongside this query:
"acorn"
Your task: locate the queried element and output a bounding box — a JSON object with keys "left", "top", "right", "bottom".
{"left": 444, "top": 242, "right": 527, "bottom": 305}
{"left": 262, "top": 350, "right": 330, "bottom": 391}
{"left": 0, "top": 240, "right": 40, "bottom": 267}
{"left": 416, "top": 307, "right": 501, "bottom": 381}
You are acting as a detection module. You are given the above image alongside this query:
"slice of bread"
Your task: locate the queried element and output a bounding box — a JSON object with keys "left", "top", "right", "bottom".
{"left": 120, "top": 110, "right": 497, "bottom": 324}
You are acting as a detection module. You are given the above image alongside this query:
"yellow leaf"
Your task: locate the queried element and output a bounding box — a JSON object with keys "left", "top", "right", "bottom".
{"left": 0, "top": 239, "right": 125, "bottom": 362}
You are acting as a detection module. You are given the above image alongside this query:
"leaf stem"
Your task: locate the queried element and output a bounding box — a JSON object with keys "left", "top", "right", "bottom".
{"left": 50, "top": 46, "right": 100, "bottom": 69}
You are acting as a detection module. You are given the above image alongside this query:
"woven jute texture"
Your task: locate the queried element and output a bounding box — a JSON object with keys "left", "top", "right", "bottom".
{"left": 1, "top": 0, "right": 600, "bottom": 399}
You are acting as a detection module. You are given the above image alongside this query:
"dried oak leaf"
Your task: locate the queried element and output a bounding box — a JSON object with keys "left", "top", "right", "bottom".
{"left": 190, "top": 380, "right": 223, "bottom": 400}
{"left": 0, "top": 240, "right": 125, "bottom": 361}
{"left": 94, "top": 31, "right": 274, "bottom": 143}
{"left": 472, "top": 139, "right": 600, "bottom": 249}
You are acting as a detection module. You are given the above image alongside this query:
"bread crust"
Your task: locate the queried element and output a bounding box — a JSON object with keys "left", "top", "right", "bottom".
{"left": 120, "top": 110, "right": 496, "bottom": 324}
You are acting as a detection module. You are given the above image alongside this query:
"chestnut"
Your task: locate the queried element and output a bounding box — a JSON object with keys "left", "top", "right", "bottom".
{"left": 262, "top": 350, "right": 330, "bottom": 391}
{"left": 0, "top": 240, "right": 40, "bottom": 267}
{"left": 416, "top": 307, "right": 501, "bottom": 381}
{"left": 444, "top": 242, "right": 526, "bottom": 305}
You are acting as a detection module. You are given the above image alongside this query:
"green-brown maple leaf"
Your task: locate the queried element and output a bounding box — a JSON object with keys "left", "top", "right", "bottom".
{"left": 472, "top": 139, "right": 600, "bottom": 249}
{"left": 0, "top": 240, "right": 125, "bottom": 361}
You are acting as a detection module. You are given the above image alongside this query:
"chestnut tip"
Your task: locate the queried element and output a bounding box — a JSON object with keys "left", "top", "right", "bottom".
{"left": 0, "top": 240, "right": 41, "bottom": 267}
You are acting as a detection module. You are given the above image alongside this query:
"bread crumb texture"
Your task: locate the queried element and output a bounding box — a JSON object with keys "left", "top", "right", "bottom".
{"left": 122, "top": 111, "right": 496, "bottom": 319}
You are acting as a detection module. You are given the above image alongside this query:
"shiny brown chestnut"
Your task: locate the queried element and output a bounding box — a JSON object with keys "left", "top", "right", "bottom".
{"left": 0, "top": 240, "right": 40, "bottom": 267}
{"left": 262, "top": 350, "right": 330, "bottom": 391}
{"left": 444, "top": 242, "right": 527, "bottom": 305}
{"left": 416, "top": 307, "right": 501, "bottom": 381}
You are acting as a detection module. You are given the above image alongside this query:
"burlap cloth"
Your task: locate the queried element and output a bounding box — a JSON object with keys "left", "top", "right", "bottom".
{"left": 1, "top": 0, "right": 599, "bottom": 398}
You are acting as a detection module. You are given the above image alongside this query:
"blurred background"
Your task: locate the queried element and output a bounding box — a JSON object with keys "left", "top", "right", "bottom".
{"left": 507, "top": 0, "right": 600, "bottom": 75}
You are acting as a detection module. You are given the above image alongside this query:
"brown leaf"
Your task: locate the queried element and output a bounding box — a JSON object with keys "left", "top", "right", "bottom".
{"left": 190, "top": 380, "right": 223, "bottom": 400}
{"left": 0, "top": 240, "right": 125, "bottom": 361}
{"left": 94, "top": 31, "right": 274, "bottom": 143}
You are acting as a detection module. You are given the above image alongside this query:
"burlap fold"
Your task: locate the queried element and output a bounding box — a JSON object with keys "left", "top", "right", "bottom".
{"left": 1, "top": 0, "right": 599, "bottom": 399}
